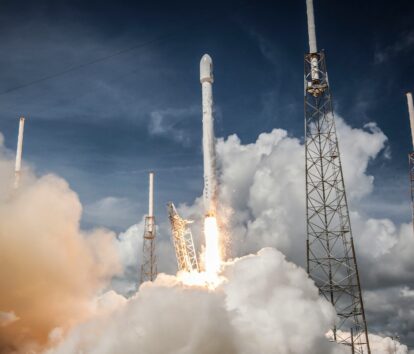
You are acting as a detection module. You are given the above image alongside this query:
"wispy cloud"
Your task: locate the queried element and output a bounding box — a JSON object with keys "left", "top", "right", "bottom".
{"left": 83, "top": 196, "right": 139, "bottom": 231}
{"left": 148, "top": 106, "right": 199, "bottom": 146}
{"left": 375, "top": 30, "right": 414, "bottom": 64}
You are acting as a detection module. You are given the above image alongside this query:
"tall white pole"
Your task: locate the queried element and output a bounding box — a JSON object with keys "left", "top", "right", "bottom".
{"left": 14, "top": 117, "right": 25, "bottom": 189}
{"left": 148, "top": 171, "right": 154, "bottom": 217}
{"left": 148, "top": 171, "right": 154, "bottom": 232}
{"left": 306, "top": 0, "right": 318, "bottom": 53}
{"left": 200, "top": 54, "right": 217, "bottom": 217}
{"left": 406, "top": 93, "right": 414, "bottom": 149}
{"left": 306, "top": 0, "right": 320, "bottom": 82}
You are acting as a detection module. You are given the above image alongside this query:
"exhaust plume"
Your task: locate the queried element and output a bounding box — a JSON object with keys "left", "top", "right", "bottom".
{"left": 0, "top": 139, "right": 121, "bottom": 353}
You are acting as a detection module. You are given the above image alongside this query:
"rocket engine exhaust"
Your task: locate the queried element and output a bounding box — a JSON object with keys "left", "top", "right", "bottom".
{"left": 14, "top": 117, "right": 25, "bottom": 189}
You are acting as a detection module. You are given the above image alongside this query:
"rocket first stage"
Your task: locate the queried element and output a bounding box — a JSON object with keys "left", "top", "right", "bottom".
{"left": 200, "top": 54, "right": 217, "bottom": 217}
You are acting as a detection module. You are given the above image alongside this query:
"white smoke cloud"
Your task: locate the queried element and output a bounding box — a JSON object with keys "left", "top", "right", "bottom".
{"left": 166, "top": 116, "right": 413, "bottom": 350}
{"left": 1, "top": 110, "right": 413, "bottom": 353}
{"left": 43, "top": 248, "right": 346, "bottom": 354}
{"left": 107, "top": 115, "right": 413, "bottom": 350}
{"left": 210, "top": 117, "right": 389, "bottom": 263}
{"left": 369, "top": 333, "right": 409, "bottom": 354}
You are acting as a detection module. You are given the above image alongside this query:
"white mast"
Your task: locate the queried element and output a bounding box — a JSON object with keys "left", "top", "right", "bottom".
{"left": 148, "top": 171, "right": 154, "bottom": 231}
{"left": 306, "top": 0, "right": 319, "bottom": 81}
{"left": 406, "top": 93, "right": 414, "bottom": 149}
{"left": 306, "top": 0, "right": 318, "bottom": 53}
{"left": 140, "top": 171, "right": 157, "bottom": 283}
{"left": 14, "top": 117, "right": 25, "bottom": 189}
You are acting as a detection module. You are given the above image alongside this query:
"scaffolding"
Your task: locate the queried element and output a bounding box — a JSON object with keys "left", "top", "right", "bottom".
{"left": 167, "top": 202, "right": 199, "bottom": 273}
{"left": 304, "top": 51, "right": 371, "bottom": 354}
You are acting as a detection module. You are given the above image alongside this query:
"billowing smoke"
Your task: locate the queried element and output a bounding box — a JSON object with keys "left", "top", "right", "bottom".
{"left": 0, "top": 133, "right": 121, "bottom": 353}
{"left": 42, "top": 248, "right": 345, "bottom": 354}
{"left": 0, "top": 111, "right": 412, "bottom": 353}
{"left": 369, "top": 334, "right": 409, "bottom": 354}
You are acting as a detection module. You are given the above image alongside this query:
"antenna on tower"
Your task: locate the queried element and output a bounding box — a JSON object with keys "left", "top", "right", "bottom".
{"left": 304, "top": 1, "right": 371, "bottom": 353}
{"left": 140, "top": 171, "right": 157, "bottom": 283}
{"left": 405, "top": 93, "right": 414, "bottom": 234}
{"left": 14, "top": 117, "right": 25, "bottom": 189}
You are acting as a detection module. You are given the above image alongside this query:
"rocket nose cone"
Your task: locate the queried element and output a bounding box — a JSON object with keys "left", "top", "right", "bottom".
{"left": 200, "top": 54, "right": 213, "bottom": 83}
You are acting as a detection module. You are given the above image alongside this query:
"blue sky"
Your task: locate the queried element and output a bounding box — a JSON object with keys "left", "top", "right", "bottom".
{"left": 0, "top": 0, "right": 413, "bottom": 233}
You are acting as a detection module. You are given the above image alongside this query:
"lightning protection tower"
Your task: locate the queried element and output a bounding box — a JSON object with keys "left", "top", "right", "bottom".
{"left": 405, "top": 93, "right": 414, "bottom": 233}
{"left": 14, "top": 117, "right": 25, "bottom": 189}
{"left": 167, "top": 202, "right": 199, "bottom": 273}
{"left": 140, "top": 171, "right": 157, "bottom": 283}
{"left": 304, "top": 1, "right": 371, "bottom": 353}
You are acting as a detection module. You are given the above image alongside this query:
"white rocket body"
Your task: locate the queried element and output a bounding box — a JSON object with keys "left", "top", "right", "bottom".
{"left": 14, "top": 117, "right": 25, "bottom": 189}
{"left": 406, "top": 93, "right": 414, "bottom": 150}
{"left": 200, "top": 54, "right": 217, "bottom": 217}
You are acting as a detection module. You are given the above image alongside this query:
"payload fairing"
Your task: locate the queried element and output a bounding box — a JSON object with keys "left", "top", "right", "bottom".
{"left": 200, "top": 54, "right": 217, "bottom": 217}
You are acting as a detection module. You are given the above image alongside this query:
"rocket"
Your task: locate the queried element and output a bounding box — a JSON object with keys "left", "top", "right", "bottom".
{"left": 14, "top": 117, "right": 25, "bottom": 189}
{"left": 200, "top": 54, "right": 217, "bottom": 217}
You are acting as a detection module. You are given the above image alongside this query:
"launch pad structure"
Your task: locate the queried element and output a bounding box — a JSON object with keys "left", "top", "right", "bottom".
{"left": 167, "top": 202, "right": 199, "bottom": 273}
{"left": 304, "top": 1, "right": 371, "bottom": 353}
{"left": 140, "top": 171, "right": 157, "bottom": 283}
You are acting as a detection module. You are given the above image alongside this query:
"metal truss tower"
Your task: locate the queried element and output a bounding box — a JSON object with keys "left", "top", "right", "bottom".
{"left": 405, "top": 93, "right": 414, "bottom": 232}
{"left": 140, "top": 172, "right": 157, "bottom": 283}
{"left": 167, "top": 202, "right": 199, "bottom": 273}
{"left": 304, "top": 1, "right": 370, "bottom": 353}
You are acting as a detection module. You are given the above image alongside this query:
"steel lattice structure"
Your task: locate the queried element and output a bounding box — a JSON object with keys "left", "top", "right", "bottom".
{"left": 305, "top": 51, "right": 371, "bottom": 354}
{"left": 167, "top": 202, "right": 199, "bottom": 273}
{"left": 141, "top": 215, "right": 157, "bottom": 283}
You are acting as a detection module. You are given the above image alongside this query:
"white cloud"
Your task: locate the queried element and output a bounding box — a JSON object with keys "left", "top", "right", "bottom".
{"left": 43, "top": 248, "right": 345, "bottom": 354}
{"left": 375, "top": 31, "right": 414, "bottom": 64}
{"left": 148, "top": 106, "right": 199, "bottom": 145}
{"left": 83, "top": 196, "right": 139, "bottom": 230}
{"left": 169, "top": 115, "right": 413, "bottom": 347}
